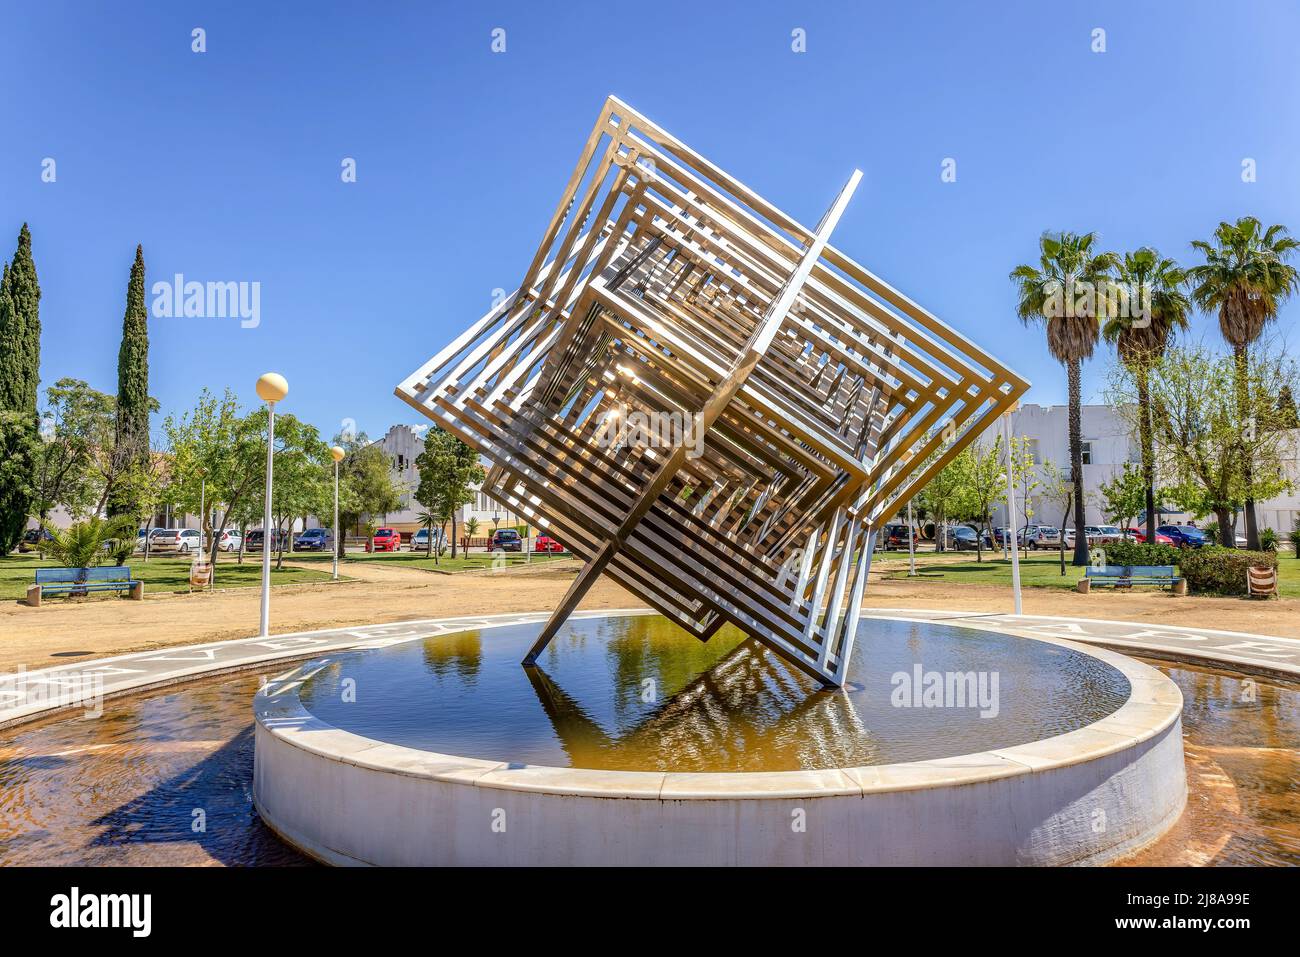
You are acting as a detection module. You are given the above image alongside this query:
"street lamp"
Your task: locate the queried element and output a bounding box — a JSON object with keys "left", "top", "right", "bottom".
{"left": 256, "top": 372, "right": 288, "bottom": 637}
{"left": 330, "top": 445, "right": 345, "bottom": 580}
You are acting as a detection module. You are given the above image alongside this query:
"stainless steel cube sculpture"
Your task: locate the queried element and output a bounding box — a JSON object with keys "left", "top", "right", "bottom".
{"left": 397, "top": 96, "right": 1028, "bottom": 686}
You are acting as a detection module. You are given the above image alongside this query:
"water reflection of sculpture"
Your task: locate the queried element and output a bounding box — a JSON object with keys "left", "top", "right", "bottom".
{"left": 525, "top": 631, "right": 871, "bottom": 773}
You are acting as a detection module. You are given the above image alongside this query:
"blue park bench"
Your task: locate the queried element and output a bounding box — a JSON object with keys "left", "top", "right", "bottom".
{"left": 1077, "top": 564, "right": 1185, "bottom": 596}
{"left": 27, "top": 566, "right": 143, "bottom": 607}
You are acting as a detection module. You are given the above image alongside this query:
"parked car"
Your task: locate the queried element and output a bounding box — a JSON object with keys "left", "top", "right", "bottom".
{"left": 1123, "top": 526, "right": 1174, "bottom": 545}
{"left": 880, "top": 523, "right": 915, "bottom": 549}
{"left": 534, "top": 535, "right": 564, "bottom": 553}
{"left": 1088, "top": 525, "right": 1124, "bottom": 545}
{"left": 944, "top": 525, "right": 980, "bottom": 551}
{"left": 989, "top": 526, "right": 1014, "bottom": 548}
{"left": 148, "top": 528, "right": 205, "bottom": 554}
{"left": 490, "top": 528, "right": 523, "bottom": 552}
{"left": 217, "top": 529, "right": 242, "bottom": 552}
{"left": 1157, "top": 524, "right": 1207, "bottom": 548}
{"left": 410, "top": 528, "right": 444, "bottom": 551}
{"left": 369, "top": 528, "right": 401, "bottom": 552}
{"left": 1021, "top": 525, "right": 1061, "bottom": 550}
{"left": 246, "top": 528, "right": 289, "bottom": 552}
{"left": 294, "top": 528, "right": 334, "bottom": 551}
{"left": 18, "top": 527, "right": 54, "bottom": 552}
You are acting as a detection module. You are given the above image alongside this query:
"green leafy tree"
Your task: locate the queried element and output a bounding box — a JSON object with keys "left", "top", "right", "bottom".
{"left": 953, "top": 438, "right": 1005, "bottom": 562}
{"left": 333, "top": 431, "right": 403, "bottom": 556}
{"left": 241, "top": 411, "right": 330, "bottom": 569}
{"left": 1008, "top": 435, "right": 1039, "bottom": 556}
{"left": 1097, "top": 461, "right": 1148, "bottom": 530}
{"left": 1142, "top": 344, "right": 1293, "bottom": 544}
{"left": 916, "top": 443, "right": 966, "bottom": 552}
{"left": 1103, "top": 248, "right": 1191, "bottom": 539}
{"left": 1188, "top": 217, "right": 1300, "bottom": 548}
{"left": 1011, "top": 231, "right": 1118, "bottom": 565}
{"left": 107, "top": 245, "right": 151, "bottom": 519}
{"left": 1037, "top": 459, "right": 1074, "bottom": 575}
{"left": 414, "top": 427, "right": 485, "bottom": 560}
{"left": 0, "top": 226, "right": 41, "bottom": 414}
{"left": 32, "top": 379, "right": 116, "bottom": 525}
{"left": 0, "top": 226, "right": 42, "bottom": 552}
{"left": 164, "top": 389, "right": 266, "bottom": 571}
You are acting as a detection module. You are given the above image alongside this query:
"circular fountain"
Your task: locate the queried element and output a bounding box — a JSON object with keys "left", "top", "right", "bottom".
{"left": 253, "top": 611, "right": 1186, "bottom": 866}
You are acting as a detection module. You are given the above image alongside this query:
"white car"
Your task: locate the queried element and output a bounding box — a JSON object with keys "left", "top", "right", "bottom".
{"left": 217, "top": 529, "right": 242, "bottom": 552}
{"left": 150, "top": 528, "right": 205, "bottom": 554}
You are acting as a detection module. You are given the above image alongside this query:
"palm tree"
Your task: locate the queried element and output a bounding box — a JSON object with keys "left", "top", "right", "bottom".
{"left": 45, "top": 516, "right": 136, "bottom": 593}
{"left": 416, "top": 509, "right": 441, "bottom": 562}
{"left": 1011, "top": 231, "right": 1118, "bottom": 565}
{"left": 1103, "top": 248, "right": 1191, "bottom": 542}
{"left": 1187, "top": 217, "right": 1300, "bottom": 549}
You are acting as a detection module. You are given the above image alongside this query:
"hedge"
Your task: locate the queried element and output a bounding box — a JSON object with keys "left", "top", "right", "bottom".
{"left": 1097, "top": 541, "right": 1181, "bottom": 567}
{"left": 1178, "top": 547, "right": 1278, "bottom": 596}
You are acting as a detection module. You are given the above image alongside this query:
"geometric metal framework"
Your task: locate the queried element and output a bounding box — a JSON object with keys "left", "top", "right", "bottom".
{"left": 397, "top": 96, "right": 1028, "bottom": 686}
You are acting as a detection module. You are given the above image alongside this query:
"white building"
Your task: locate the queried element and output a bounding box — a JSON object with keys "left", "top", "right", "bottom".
{"left": 984, "top": 403, "right": 1299, "bottom": 534}
{"left": 368, "top": 424, "right": 530, "bottom": 538}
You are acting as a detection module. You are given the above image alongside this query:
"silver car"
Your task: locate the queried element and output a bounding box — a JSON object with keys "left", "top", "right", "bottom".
{"left": 1022, "top": 525, "right": 1061, "bottom": 549}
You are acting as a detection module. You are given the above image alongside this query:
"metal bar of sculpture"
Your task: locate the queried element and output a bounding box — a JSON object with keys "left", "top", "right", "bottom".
{"left": 396, "top": 96, "right": 1029, "bottom": 686}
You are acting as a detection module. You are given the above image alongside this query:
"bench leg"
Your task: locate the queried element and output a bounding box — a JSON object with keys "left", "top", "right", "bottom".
{"left": 1076, "top": 578, "right": 1090, "bottom": 594}
{"left": 1172, "top": 579, "right": 1187, "bottom": 597}
{"left": 26, "top": 584, "right": 41, "bottom": 607}
{"left": 130, "top": 581, "right": 144, "bottom": 601}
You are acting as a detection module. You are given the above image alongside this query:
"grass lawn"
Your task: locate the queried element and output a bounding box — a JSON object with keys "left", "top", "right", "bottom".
{"left": 290, "top": 550, "right": 573, "bottom": 574}
{"left": 1, "top": 554, "right": 335, "bottom": 602}
{"left": 880, "top": 551, "right": 1300, "bottom": 598}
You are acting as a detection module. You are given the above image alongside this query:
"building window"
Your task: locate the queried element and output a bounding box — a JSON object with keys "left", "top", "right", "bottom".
{"left": 1081, "top": 441, "right": 1092, "bottom": 466}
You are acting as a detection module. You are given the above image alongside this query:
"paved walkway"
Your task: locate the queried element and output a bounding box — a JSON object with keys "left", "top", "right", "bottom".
{"left": 2, "top": 607, "right": 1297, "bottom": 729}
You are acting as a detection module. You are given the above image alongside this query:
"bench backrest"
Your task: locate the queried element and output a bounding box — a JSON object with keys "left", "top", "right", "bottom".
{"left": 35, "top": 566, "right": 132, "bottom": 584}
{"left": 1086, "top": 565, "right": 1176, "bottom": 578}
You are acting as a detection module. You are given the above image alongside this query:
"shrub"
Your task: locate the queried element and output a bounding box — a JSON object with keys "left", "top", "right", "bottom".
{"left": 1178, "top": 547, "right": 1278, "bottom": 596}
{"left": 1098, "top": 540, "right": 1181, "bottom": 568}
{"left": 1259, "top": 527, "right": 1278, "bottom": 552}
{"left": 1289, "top": 517, "right": 1300, "bottom": 558}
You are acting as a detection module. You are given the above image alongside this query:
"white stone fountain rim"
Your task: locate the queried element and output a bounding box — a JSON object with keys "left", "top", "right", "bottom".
{"left": 254, "top": 610, "right": 1183, "bottom": 801}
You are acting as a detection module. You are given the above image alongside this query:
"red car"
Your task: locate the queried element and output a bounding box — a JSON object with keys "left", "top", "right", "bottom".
{"left": 534, "top": 535, "right": 565, "bottom": 553}
{"left": 1124, "top": 527, "right": 1174, "bottom": 545}
{"left": 369, "top": 528, "right": 402, "bottom": 552}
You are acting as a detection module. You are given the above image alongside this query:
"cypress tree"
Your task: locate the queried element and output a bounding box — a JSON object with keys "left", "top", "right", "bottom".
{"left": 0, "top": 225, "right": 41, "bottom": 552}
{"left": 0, "top": 225, "right": 41, "bottom": 415}
{"left": 107, "top": 245, "right": 150, "bottom": 518}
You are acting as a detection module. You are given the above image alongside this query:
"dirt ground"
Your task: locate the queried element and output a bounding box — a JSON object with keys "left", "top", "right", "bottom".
{"left": 2, "top": 556, "right": 1296, "bottom": 673}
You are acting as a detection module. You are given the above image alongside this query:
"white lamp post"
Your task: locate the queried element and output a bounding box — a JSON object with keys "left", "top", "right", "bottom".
{"left": 1002, "top": 406, "right": 1022, "bottom": 616}
{"left": 256, "top": 373, "right": 288, "bottom": 637}
{"left": 330, "top": 445, "right": 345, "bottom": 580}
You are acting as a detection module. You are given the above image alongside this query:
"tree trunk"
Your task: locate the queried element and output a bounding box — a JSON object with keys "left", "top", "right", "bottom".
{"left": 1215, "top": 508, "right": 1234, "bottom": 547}
{"left": 1067, "top": 358, "right": 1089, "bottom": 566}
{"left": 451, "top": 513, "right": 459, "bottom": 559}
{"left": 1059, "top": 499, "right": 1071, "bottom": 576}
{"left": 1232, "top": 345, "right": 1258, "bottom": 549}
{"left": 1136, "top": 363, "right": 1158, "bottom": 540}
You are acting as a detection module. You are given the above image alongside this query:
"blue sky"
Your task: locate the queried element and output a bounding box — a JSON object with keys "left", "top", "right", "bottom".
{"left": 3, "top": 0, "right": 1298, "bottom": 443}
